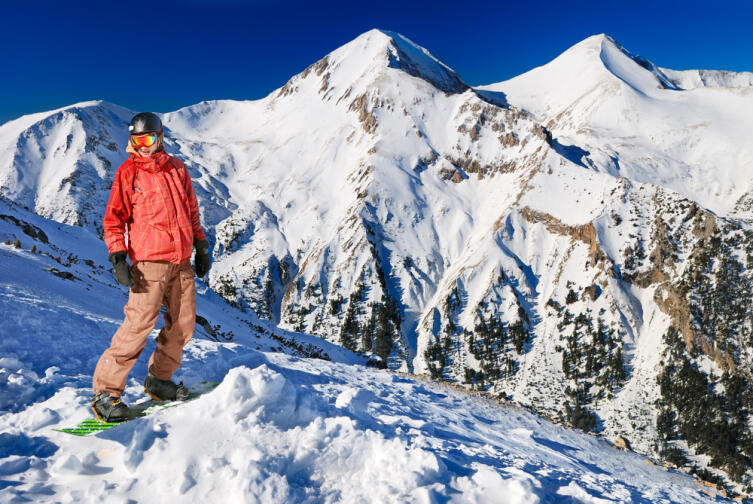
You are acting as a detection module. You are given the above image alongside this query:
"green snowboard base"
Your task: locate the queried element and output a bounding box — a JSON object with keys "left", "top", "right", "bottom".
{"left": 54, "top": 381, "right": 219, "bottom": 436}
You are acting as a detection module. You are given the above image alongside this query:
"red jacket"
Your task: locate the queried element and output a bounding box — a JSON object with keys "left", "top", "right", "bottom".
{"left": 103, "top": 151, "right": 206, "bottom": 264}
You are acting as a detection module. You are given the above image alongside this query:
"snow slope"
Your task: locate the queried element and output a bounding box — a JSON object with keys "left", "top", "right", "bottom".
{"left": 0, "top": 199, "right": 723, "bottom": 502}
{"left": 4, "top": 359, "right": 726, "bottom": 503}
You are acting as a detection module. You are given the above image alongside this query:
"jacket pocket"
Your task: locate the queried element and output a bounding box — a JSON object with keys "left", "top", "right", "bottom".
{"left": 132, "top": 189, "right": 170, "bottom": 229}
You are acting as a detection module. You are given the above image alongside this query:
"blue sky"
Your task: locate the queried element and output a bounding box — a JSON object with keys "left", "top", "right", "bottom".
{"left": 1, "top": 0, "right": 752, "bottom": 125}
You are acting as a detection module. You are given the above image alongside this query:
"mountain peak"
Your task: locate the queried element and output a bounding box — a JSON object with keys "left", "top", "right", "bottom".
{"left": 280, "top": 29, "right": 468, "bottom": 98}
{"left": 552, "top": 34, "right": 682, "bottom": 92}
{"left": 483, "top": 33, "right": 678, "bottom": 103}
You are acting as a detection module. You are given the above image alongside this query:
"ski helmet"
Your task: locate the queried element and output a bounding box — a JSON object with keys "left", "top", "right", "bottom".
{"left": 129, "top": 112, "right": 162, "bottom": 135}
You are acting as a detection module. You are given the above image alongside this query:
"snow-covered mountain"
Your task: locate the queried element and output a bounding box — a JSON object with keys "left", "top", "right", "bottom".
{"left": 3, "top": 28, "right": 753, "bottom": 496}
{"left": 0, "top": 195, "right": 725, "bottom": 502}
{"left": 479, "top": 34, "right": 753, "bottom": 218}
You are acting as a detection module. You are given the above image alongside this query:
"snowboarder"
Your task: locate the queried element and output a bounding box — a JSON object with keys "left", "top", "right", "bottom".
{"left": 91, "top": 112, "right": 211, "bottom": 422}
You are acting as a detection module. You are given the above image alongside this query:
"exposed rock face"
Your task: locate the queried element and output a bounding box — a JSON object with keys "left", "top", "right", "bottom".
{"left": 614, "top": 436, "right": 631, "bottom": 451}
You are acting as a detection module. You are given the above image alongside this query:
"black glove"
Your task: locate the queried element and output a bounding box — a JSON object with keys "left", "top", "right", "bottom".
{"left": 109, "top": 251, "right": 133, "bottom": 287}
{"left": 194, "top": 239, "right": 211, "bottom": 278}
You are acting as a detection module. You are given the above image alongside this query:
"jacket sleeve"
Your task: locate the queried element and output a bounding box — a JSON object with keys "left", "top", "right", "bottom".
{"left": 102, "top": 164, "right": 133, "bottom": 254}
{"left": 184, "top": 166, "right": 206, "bottom": 242}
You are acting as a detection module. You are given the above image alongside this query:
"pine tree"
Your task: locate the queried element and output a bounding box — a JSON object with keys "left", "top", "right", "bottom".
{"left": 566, "top": 289, "right": 578, "bottom": 304}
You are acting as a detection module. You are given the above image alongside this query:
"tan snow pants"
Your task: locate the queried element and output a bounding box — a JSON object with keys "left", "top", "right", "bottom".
{"left": 93, "top": 261, "right": 196, "bottom": 397}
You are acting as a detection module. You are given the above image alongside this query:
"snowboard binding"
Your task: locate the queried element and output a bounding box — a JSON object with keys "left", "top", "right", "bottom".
{"left": 92, "top": 392, "right": 129, "bottom": 423}
{"left": 144, "top": 372, "right": 189, "bottom": 402}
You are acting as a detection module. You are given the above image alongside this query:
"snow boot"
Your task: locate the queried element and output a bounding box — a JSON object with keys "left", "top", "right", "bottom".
{"left": 92, "top": 393, "right": 129, "bottom": 422}
{"left": 143, "top": 372, "right": 189, "bottom": 401}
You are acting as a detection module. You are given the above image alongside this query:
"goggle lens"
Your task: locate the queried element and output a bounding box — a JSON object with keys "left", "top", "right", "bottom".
{"left": 130, "top": 133, "right": 158, "bottom": 148}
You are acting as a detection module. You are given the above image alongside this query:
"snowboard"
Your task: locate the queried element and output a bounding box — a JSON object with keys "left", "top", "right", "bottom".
{"left": 53, "top": 381, "right": 219, "bottom": 436}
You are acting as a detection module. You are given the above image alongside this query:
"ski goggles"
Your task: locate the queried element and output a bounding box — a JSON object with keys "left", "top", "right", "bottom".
{"left": 129, "top": 132, "right": 159, "bottom": 149}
